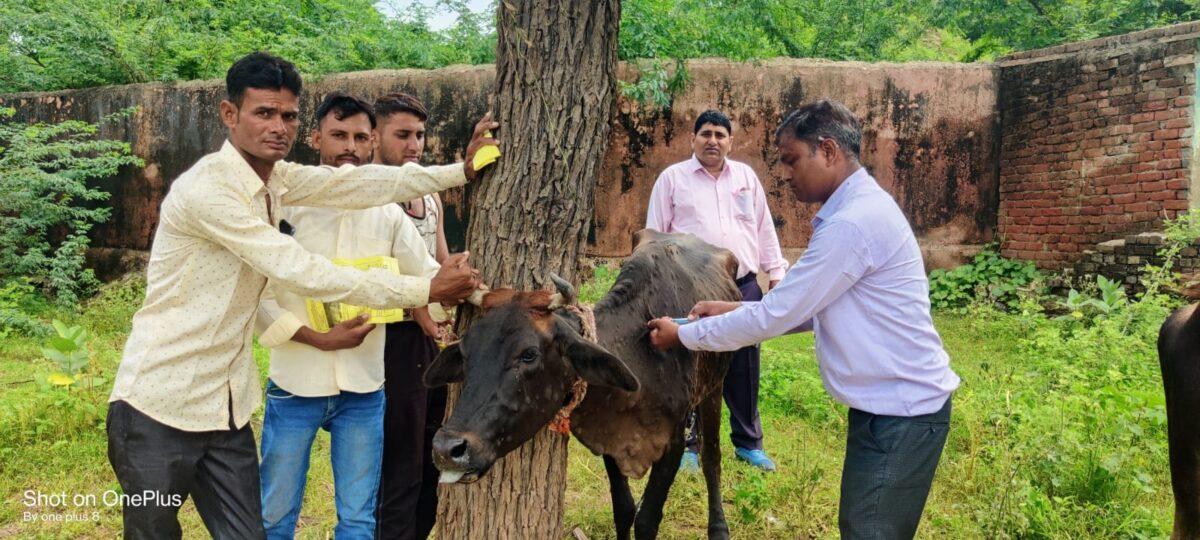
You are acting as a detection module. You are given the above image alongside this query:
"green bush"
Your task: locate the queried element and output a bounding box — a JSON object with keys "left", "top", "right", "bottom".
{"left": 929, "top": 247, "right": 1043, "bottom": 311}
{"left": 0, "top": 107, "right": 142, "bottom": 308}
{"left": 0, "top": 278, "right": 50, "bottom": 337}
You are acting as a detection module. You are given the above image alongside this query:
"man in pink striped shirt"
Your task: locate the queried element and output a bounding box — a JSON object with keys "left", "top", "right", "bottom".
{"left": 645, "top": 109, "right": 789, "bottom": 472}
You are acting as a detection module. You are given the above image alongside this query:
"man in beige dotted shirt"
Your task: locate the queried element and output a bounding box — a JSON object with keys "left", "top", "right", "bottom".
{"left": 105, "top": 52, "right": 497, "bottom": 539}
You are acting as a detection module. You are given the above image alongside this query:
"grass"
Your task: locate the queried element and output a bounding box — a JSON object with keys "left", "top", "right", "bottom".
{"left": 0, "top": 268, "right": 1176, "bottom": 538}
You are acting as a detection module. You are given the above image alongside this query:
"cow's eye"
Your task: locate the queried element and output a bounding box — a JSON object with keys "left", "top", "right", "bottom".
{"left": 519, "top": 348, "right": 539, "bottom": 362}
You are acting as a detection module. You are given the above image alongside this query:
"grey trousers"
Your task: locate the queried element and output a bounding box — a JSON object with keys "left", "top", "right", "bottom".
{"left": 106, "top": 400, "right": 265, "bottom": 540}
{"left": 839, "top": 397, "right": 952, "bottom": 539}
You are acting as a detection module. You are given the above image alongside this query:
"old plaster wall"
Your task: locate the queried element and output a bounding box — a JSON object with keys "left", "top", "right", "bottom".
{"left": 0, "top": 58, "right": 998, "bottom": 272}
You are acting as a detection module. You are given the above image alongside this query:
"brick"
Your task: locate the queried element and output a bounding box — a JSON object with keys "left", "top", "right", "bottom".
{"left": 1153, "top": 129, "right": 1183, "bottom": 141}
{"left": 1144, "top": 100, "right": 1169, "bottom": 112}
{"left": 1154, "top": 109, "right": 1183, "bottom": 121}
{"left": 1165, "top": 118, "right": 1191, "bottom": 129}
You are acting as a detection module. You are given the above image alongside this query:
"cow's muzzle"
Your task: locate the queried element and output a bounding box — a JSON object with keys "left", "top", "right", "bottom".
{"left": 432, "top": 428, "right": 488, "bottom": 484}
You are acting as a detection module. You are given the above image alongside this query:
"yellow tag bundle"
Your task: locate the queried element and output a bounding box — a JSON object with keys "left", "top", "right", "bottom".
{"left": 305, "top": 256, "right": 406, "bottom": 331}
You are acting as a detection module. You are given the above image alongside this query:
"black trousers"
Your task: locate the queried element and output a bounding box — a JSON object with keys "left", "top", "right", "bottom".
{"left": 839, "top": 397, "right": 952, "bottom": 539}
{"left": 377, "top": 322, "right": 446, "bottom": 540}
{"left": 105, "top": 400, "right": 265, "bottom": 540}
{"left": 687, "top": 273, "right": 766, "bottom": 452}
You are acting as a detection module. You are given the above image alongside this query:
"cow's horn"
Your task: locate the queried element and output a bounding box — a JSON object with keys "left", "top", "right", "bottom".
{"left": 547, "top": 272, "right": 576, "bottom": 309}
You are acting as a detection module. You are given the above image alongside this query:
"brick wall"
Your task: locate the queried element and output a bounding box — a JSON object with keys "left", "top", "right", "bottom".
{"left": 997, "top": 22, "right": 1199, "bottom": 269}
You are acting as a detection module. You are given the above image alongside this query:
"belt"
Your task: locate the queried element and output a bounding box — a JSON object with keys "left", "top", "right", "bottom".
{"left": 735, "top": 272, "right": 757, "bottom": 287}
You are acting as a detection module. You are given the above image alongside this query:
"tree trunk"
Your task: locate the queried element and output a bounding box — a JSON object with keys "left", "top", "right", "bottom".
{"left": 436, "top": 1, "right": 621, "bottom": 539}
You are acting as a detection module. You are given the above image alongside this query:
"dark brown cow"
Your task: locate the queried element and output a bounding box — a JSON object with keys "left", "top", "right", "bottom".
{"left": 1161, "top": 304, "right": 1200, "bottom": 539}
{"left": 424, "top": 229, "right": 739, "bottom": 539}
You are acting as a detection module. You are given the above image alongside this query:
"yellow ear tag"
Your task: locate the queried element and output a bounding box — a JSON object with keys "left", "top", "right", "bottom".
{"left": 471, "top": 131, "right": 501, "bottom": 171}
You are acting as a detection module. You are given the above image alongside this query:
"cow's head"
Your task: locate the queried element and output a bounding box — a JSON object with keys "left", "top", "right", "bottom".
{"left": 424, "top": 274, "right": 640, "bottom": 484}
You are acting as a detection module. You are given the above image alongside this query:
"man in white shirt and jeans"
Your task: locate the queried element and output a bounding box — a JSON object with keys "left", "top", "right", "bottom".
{"left": 106, "top": 53, "right": 497, "bottom": 539}
{"left": 255, "top": 92, "right": 445, "bottom": 538}
{"left": 647, "top": 99, "right": 959, "bottom": 538}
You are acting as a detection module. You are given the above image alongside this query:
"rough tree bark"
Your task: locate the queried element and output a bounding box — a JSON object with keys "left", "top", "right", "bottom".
{"left": 436, "top": 1, "right": 621, "bottom": 538}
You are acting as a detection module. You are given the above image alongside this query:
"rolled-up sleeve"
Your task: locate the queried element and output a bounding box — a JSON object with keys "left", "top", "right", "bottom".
{"left": 277, "top": 161, "right": 466, "bottom": 210}
{"left": 256, "top": 290, "right": 305, "bottom": 349}
{"left": 679, "top": 220, "right": 869, "bottom": 352}
{"left": 180, "top": 189, "right": 431, "bottom": 310}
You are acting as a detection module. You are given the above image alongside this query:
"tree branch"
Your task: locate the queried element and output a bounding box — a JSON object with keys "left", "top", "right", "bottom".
{"left": 1026, "top": 0, "right": 1047, "bottom": 17}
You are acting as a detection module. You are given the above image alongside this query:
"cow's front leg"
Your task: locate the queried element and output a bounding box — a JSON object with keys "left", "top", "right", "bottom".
{"left": 699, "top": 391, "right": 730, "bottom": 539}
{"left": 603, "top": 454, "right": 636, "bottom": 539}
{"left": 634, "top": 422, "right": 686, "bottom": 539}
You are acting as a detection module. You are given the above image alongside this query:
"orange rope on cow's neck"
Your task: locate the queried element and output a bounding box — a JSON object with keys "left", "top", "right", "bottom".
{"left": 548, "top": 304, "right": 595, "bottom": 435}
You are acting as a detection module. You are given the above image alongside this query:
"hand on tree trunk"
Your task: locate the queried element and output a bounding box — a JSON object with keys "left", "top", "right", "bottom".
{"left": 464, "top": 112, "right": 500, "bottom": 181}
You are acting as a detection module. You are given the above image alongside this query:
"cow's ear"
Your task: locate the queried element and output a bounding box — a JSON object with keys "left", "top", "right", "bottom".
{"left": 424, "top": 342, "right": 464, "bottom": 387}
{"left": 554, "top": 318, "right": 640, "bottom": 392}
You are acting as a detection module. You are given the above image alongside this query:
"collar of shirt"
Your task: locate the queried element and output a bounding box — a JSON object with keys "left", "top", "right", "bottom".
{"left": 813, "top": 166, "right": 869, "bottom": 228}
{"left": 688, "top": 154, "right": 729, "bottom": 181}
{"left": 217, "top": 139, "right": 293, "bottom": 202}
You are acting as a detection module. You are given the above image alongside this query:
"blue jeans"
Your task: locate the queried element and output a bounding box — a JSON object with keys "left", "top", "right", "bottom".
{"left": 260, "top": 379, "right": 385, "bottom": 539}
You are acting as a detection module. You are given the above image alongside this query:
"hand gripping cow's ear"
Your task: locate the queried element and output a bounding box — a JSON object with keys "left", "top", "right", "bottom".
{"left": 424, "top": 342, "right": 465, "bottom": 388}
{"left": 553, "top": 317, "right": 640, "bottom": 392}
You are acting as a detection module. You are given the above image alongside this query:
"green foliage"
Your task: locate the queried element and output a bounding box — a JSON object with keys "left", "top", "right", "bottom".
{"left": 0, "top": 107, "right": 142, "bottom": 307}
{"left": 1058, "top": 275, "right": 1127, "bottom": 321}
{"left": 4, "top": 0, "right": 1197, "bottom": 95}
{"left": 0, "top": 0, "right": 497, "bottom": 94}
{"left": 578, "top": 262, "right": 619, "bottom": 305}
{"left": 40, "top": 319, "right": 92, "bottom": 386}
{"left": 619, "top": 59, "right": 690, "bottom": 110}
{"left": 933, "top": 0, "right": 1200, "bottom": 58}
{"left": 928, "top": 247, "right": 1043, "bottom": 311}
{"left": 733, "top": 471, "right": 771, "bottom": 525}
{"left": 0, "top": 278, "right": 50, "bottom": 338}
{"left": 0, "top": 268, "right": 1179, "bottom": 536}
{"left": 988, "top": 282, "right": 1171, "bottom": 536}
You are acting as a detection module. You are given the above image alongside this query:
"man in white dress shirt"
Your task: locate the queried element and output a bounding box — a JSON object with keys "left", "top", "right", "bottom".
{"left": 647, "top": 99, "right": 959, "bottom": 539}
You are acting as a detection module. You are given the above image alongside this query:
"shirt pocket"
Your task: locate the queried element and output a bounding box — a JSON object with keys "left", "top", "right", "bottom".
{"left": 356, "top": 233, "right": 394, "bottom": 258}
{"left": 733, "top": 187, "right": 755, "bottom": 223}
